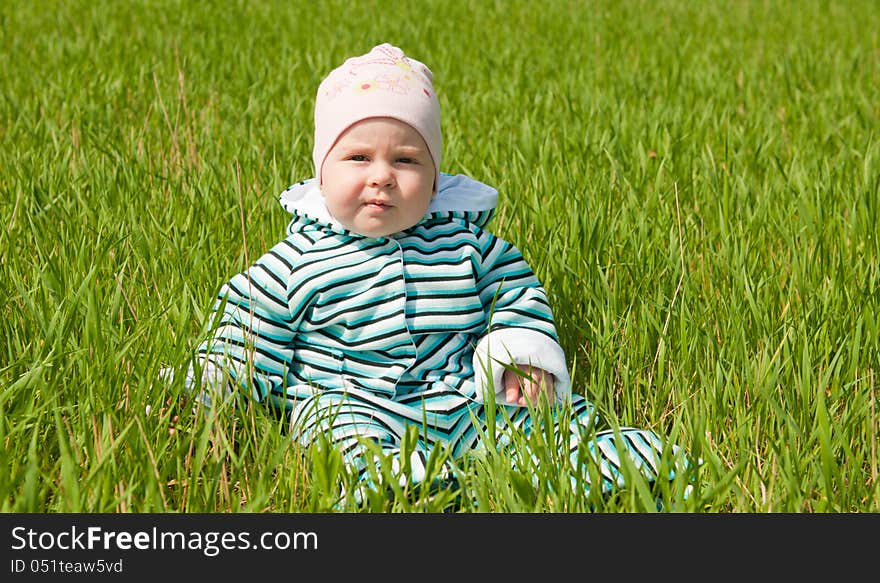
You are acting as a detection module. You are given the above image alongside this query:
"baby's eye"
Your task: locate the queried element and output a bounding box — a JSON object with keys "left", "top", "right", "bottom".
{"left": 397, "top": 157, "right": 417, "bottom": 164}
{"left": 349, "top": 154, "right": 369, "bottom": 162}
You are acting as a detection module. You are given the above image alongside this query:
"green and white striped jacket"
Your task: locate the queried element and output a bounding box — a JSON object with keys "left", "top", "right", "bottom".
{"left": 194, "top": 173, "right": 571, "bottom": 414}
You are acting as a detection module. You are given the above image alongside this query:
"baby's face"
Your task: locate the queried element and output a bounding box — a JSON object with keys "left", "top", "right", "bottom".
{"left": 321, "top": 117, "right": 435, "bottom": 238}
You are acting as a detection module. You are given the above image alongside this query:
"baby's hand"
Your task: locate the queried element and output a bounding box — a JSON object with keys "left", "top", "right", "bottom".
{"left": 503, "top": 365, "right": 555, "bottom": 406}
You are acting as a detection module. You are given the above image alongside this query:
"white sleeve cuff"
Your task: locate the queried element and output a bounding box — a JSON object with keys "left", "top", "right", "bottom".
{"left": 472, "top": 328, "right": 572, "bottom": 405}
{"left": 159, "top": 357, "right": 237, "bottom": 410}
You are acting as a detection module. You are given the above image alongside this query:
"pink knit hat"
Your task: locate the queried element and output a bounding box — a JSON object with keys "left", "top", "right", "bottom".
{"left": 313, "top": 43, "right": 442, "bottom": 190}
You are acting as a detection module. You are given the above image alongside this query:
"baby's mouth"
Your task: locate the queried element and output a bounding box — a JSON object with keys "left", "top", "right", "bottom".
{"left": 364, "top": 200, "right": 391, "bottom": 209}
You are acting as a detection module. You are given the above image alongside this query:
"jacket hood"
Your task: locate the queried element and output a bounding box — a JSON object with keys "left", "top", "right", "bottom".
{"left": 278, "top": 173, "right": 499, "bottom": 235}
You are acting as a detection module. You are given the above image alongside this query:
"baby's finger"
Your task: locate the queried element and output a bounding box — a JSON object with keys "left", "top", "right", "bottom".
{"left": 537, "top": 371, "right": 555, "bottom": 400}
{"left": 524, "top": 374, "right": 553, "bottom": 405}
{"left": 526, "top": 379, "right": 544, "bottom": 403}
{"left": 503, "top": 370, "right": 522, "bottom": 404}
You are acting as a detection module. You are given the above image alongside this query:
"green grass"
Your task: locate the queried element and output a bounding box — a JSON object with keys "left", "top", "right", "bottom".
{"left": 1, "top": 0, "right": 878, "bottom": 512}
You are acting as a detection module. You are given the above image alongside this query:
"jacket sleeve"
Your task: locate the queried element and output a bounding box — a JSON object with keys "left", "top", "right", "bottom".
{"left": 183, "top": 238, "right": 305, "bottom": 411}
{"left": 471, "top": 229, "right": 572, "bottom": 404}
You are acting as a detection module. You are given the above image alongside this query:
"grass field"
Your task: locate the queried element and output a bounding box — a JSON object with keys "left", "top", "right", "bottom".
{"left": 1, "top": 0, "right": 878, "bottom": 512}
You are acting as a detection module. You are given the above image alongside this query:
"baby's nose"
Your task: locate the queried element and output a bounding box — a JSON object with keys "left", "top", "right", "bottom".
{"left": 368, "top": 162, "right": 395, "bottom": 187}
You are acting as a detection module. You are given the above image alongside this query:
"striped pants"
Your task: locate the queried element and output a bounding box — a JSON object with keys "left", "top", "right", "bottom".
{"left": 288, "top": 385, "right": 685, "bottom": 498}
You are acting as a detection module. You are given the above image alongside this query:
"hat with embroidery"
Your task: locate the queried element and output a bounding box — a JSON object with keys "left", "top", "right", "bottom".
{"left": 312, "top": 43, "right": 442, "bottom": 190}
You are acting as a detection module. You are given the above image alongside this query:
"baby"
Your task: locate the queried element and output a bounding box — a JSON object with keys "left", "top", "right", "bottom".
{"left": 183, "top": 43, "right": 686, "bottom": 501}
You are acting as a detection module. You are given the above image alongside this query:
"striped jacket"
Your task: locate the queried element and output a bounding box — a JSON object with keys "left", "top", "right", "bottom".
{"left": 195, "top": 173, "right": 571, "bottom": 413}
